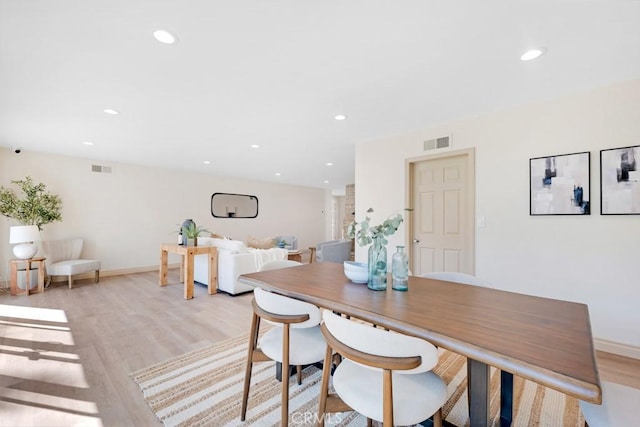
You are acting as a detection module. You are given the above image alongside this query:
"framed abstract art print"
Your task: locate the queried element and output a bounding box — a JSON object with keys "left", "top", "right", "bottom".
{"left": 530, "top": 151, "right": 590, "bottom": 215}
{"left": 600, "top": 145, "right": 640, "bottom": 214}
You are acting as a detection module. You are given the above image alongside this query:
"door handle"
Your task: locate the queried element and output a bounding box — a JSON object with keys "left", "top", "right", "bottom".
{"left": 413, "top": 239, "right": 420, "bottom": 243}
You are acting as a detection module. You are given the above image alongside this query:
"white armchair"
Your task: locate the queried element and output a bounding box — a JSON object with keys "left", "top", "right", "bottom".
{"left": 315, "top": 239, "right": 352, "bottom": 263}
{"left": 41, "top": 239, "right": 101, "bottom": 289}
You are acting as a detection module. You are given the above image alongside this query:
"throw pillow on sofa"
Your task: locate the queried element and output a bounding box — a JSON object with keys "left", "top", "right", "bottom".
{"left": 198, "top": 237, "right": 249, "bottom": 254}
{"left": 247, "top": 235, "right": 276, "bottom": 249}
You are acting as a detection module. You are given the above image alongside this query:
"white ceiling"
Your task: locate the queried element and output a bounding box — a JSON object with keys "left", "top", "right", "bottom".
{"left": 1, "top": 1, "right": 640, "bottom": 191}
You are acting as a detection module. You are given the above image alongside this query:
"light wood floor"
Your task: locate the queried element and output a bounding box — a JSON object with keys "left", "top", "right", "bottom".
{"left": 1, "top": 271, "right": 639, "bottom": 426}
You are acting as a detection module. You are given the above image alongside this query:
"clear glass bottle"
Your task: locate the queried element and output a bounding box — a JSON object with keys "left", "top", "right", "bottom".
{"left": 392, "top": 246, "right": 409, "bottom": 291}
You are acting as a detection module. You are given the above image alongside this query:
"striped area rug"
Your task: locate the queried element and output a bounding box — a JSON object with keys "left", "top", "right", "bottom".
{"left": 130, "top": 333, "right": 584, "bottom": 427}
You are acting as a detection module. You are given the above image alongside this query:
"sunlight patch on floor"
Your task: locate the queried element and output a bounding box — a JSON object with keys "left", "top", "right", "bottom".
{"left": 0, "top": 303, "right": 103, "bottom": 425}
{"left": 0, "top": 304, "right": 69, "bottom": 323}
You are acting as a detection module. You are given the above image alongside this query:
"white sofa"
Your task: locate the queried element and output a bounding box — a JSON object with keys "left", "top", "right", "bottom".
{"left": 194, "top": 237, "right": 288, "bottom": 295}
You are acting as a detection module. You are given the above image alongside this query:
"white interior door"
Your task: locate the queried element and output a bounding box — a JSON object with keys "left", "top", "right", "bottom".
{"left": 409, "top": 149, "right": 474, "bottom": 275}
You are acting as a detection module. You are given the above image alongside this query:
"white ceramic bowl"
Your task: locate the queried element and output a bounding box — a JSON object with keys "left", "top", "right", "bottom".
{"left": 344, "top": 261, "right": 368, "bottom": 283}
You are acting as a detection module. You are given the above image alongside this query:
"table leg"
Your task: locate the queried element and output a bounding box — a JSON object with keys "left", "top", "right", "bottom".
{"left": 180, "top": 255, "right": 185, "bottom": 283}
{"left": 37, "top": 260, "right": 45, "bottom": 294}
{"left": 500, "top": 371, "right": 514, "bottom": 427}
{"left": 159, "top": 249, "right": 168, "bottom": 286}
{"left": 275, "top": 362, "right": 297, "bottom": 382}
{"left": 10, "top": 261, "right": 19, "bottom": 296}
{"left": 25, "top": 262, "right": 32, "bottom": 295}
{"left": 468, "top": 358, "right": 490, "bottom": 427}
{"left": 185, "top": 253, "right": 194, "bottom": 299}
{"left": 207, "top": 249, "right": 217, "bottom": 295}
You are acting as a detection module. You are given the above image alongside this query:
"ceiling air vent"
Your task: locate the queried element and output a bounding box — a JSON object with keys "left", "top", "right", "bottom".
{"left": 423, "top": 136, "right": 451, "bottom": 151}
{"left": 91, "top": 165, "right": 112, "bottom": 173}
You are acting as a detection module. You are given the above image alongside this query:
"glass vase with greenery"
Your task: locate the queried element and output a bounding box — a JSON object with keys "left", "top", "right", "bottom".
{"left": 347, "top": 208, "right": 410, "bottom": 290}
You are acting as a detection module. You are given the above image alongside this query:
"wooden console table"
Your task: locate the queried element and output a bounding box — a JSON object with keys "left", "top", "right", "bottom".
{"left": 159, "top": 244, "right": 218, "bottom": 299}
{"left": 10, "top": 257, "right": 46, "bottom": 296}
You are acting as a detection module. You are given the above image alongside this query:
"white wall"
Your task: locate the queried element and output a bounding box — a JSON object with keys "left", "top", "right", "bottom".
{"left": 355, "top": 79, "right": 640, "bottom": 350}
{"left": 0, "top": 150, "right": 329, "bottom": 281}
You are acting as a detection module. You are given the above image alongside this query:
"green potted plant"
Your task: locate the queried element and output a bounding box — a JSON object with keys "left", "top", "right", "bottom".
{"left": 182, "top": 222, "right": 210, "bottom": 246}
{"left": 0, "top": 176, "right": 62, "bottom": 230}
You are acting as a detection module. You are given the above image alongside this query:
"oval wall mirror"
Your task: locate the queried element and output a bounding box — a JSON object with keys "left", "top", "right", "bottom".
{"left": 211, "top": 193, "right": 258, "bottom": 218}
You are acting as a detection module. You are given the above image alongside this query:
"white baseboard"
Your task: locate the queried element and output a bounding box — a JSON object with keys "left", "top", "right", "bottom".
{"left": 48, "top": 264, "right": 180, "bottom": 283}
{"left": 595, "top": 337, "right": 640, "bottom": 360}
{"left": 1, "top": 264, "right": 180, "bottom": 289}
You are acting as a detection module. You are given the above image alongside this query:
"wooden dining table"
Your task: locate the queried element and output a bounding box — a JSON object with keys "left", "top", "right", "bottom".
{"left": 239, "top": 262, "right": 601, "bottom": 427}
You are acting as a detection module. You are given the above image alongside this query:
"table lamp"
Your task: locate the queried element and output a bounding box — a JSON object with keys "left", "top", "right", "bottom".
{"left": 9, "top": 225, "right": 41, "bottom": 259}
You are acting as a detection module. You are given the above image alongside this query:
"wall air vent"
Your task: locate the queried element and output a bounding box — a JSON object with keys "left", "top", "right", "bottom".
{"left": 91, "top": 165, "right": 112, "bottom": 173}
{"left": 423, "top": 136, "right": 451, "bottom": 151}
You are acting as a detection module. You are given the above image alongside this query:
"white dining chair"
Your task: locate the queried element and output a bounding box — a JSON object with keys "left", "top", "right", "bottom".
{"left": 240, "top": 271, "right": 326, "bottom": 426}
{"left": 579, "top": 381, "right": 639, "bottom": 426}
{"left": 318, "top": 310, "right": 447, "bottom": 427}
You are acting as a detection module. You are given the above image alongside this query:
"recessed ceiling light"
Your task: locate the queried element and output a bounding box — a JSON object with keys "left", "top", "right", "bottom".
{"left": 203, "top": 160, "right": 211, "bottom": 165}
{"left": 326, "top": 162, "right": 333, "bottom": 166}
{"left": 334, "top": 114, "right": 347, "bottom": 121}
{"left": 82, "top": 141, "right": 94, "bottom": 146}
{"left": 103, "top": 108, "right": 119, "bottom": 115}
{"left": 251, "top": 144, "right": 260, "bottom": 149}
{"left": 275, "top": 172, "right": 281, "bottom": 176}
{"left": 323, "top": 180, "right": 329, "bottom": 184}
{"left": 520, "top": 48, "right": 546, "bottom": 61}
{"left": 153, "top": 29, "right": 176, "bottom": 44}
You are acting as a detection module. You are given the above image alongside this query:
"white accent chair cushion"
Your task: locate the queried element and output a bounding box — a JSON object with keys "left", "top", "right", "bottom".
{"left": 41, "top": 239, "right": 101, "bottom": 289}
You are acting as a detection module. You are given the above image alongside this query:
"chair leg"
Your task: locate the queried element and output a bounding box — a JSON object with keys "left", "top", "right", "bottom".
{"left": 317, "top": 344, "right": 333, "bottom": 427}
{"left": 433, "top": 408, "right": 443, "bottom": 427}
{"left": 95, "top": 270, "right": 100, "bottom": 283}
{"left": 382, "top": 369, "right": 394, "bottom": 427}
{"left": 241, "top": 312, "right": 260, "bottom": 421}
{"left": 296, "top": 364, "right": 302, "bottom": 385}
{"left": 366, "top": 418, "right": 373, "bottom": 427}
{"left": 68, "top": 276, "right": 73, "bottom": 289}
{"left": 281, "top": 324, "right": 291, "bottom": 427}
